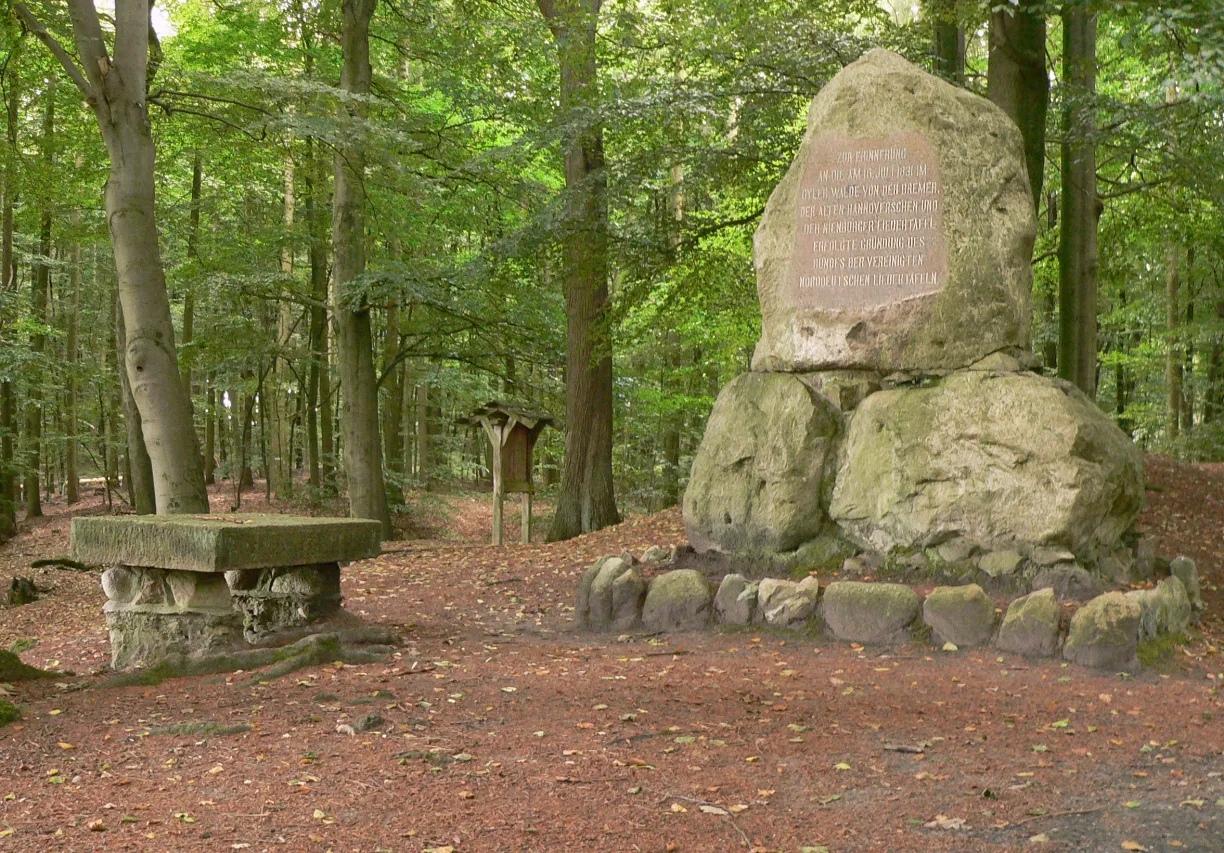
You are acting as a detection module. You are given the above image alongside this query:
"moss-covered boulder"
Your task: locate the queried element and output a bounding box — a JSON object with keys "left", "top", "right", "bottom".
{"left": 642, "top": 570, "right": 713, "bottom": 633}
{"left": 922, "top": 584, "right": 994, "bottom": 647}
{"left": 684, "top": 372, "right": 840, "bottom": 554}
{"left": 829, "top": 370, "right": 1144, "bottom": 560}
{"left": 996, "top": 587, "right": 1061, "bottom": 658}
{"left": 1127, "top": 576, "right": 1191, "bottom": 641}
{"left": 1063, "top": 592, "right": 1141, "bottom": 670}
{"left": 575, "top": 556, "right": 630, "bottom": 631}
{"left": 751, "top": 48, "right": 1034, "bottom": 373}
{"left": 1169, "top": 557, "right": 1204, "bottom": 616}
{"left": 821, "top": 581, "right": 919, "bottom": 644}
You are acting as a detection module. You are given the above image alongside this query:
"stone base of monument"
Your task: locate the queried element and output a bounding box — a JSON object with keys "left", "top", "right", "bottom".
{"left": 226, "top": 564, "right": 343, "bottom": 643}
{"left": 74, "top": 515, "right": 381, "bottom": 670}
{"left": 576, "top": 550, "right": 1205, "bottom": 672}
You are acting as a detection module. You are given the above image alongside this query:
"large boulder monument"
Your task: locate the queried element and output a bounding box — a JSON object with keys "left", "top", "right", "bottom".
{"left": 683, "top": 48, "right": 1145, "bottom": 586}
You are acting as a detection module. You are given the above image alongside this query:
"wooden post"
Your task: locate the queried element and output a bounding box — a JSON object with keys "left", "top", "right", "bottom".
{"left": 491, "top": 423, "right": 504, "bottom": 546}
{"left": 521, "top": 491, "right": 532, "bottom": 544}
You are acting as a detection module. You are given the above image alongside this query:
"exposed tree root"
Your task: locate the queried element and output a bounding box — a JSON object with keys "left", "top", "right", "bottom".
{"left": 95, "top": 628, "right": 399, "bottom": 690}
{"left": 30, "top": 558, "right": 93, "bottom": 573}
{"left": 0, "top": 649, "right": 56, "bottom": 682}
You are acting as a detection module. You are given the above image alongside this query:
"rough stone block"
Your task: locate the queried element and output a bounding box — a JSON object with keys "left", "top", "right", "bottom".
{"left": 72, "top": 514, "right": 382, "bottom": 573}
{"left": 821, "top": 581, "right": 919, "bottom": 644}
{"left": 610, "top": 568, "right": 647, "bottom": 632}
{"left": 757, "top": 577, "right": 820, "bottom": 628}
{"left": 996, "top": 587, "right": 1060, "bottom": 658}
{"left": 714, "top": 574, "right": 756, "bottom": 626}
{"left": 1128, "top": 577, "right": 1191, "bottom": 641}
{"left": 106, "top": 609, "right": 243, "bottom": 670}
{"left": 1169, "top": 556, "right": 1204, "bottom": 614}
{"left": 1063, "top": 592, "right": 1141, "bottom": 671}
{"left": 1031, "top": 563, "right": 1102, "bottom": 602}
{"left": 642, "top": 570, "right": 712, "bottom": 633}
{"left": 922, "top": 584, "right": 995, "bottom": 647}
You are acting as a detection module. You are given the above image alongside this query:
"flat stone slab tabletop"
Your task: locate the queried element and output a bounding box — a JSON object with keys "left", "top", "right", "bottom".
{"left": 71, "top": 514, "right": 382, "bottom": 573}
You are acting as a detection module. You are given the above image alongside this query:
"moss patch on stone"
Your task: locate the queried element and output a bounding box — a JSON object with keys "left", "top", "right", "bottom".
{"left": 1137, "top": 631, "right": 1190, "bottom": 671}
{"left": 147, "top": 721, "right": 253, "bottom": 737}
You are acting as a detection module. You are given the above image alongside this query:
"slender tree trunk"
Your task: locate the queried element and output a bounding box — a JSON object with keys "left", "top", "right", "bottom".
{"left": 65, "top": 206, "right": 81, "bottom": 504}
{"left": 381, "top": 301, "right": 403, "bottom": 481}
{"left": 1183, "top": 264, "right": 1195, "bottom": 434}
{"left": 25, "top": 89, "right": 54, "bottom": 518}
{"left": 1166, "top": 245, "right": 1183, "bottom": 440}
{"left": 0, "top": 46, "right": 20, "bottom": 537}
{"left": 270, "top": 149, "right": 295, "bottom": 498}
{"left": 204, "top": 374, "right": 215, "bottom": 485}
{"left": 332, "top": 0, "right": 391, "bottom": 535}
{"left": 415, "top": 377, "right": 429, "bottom": 485}
{"left": 1057, "top": 6, "right": 1099, "bottom": 397}
{"left": 401, "top": 359, "right": 414, "bottom": 501}
{"left": 115, "top": 290, "right": 156, "bottom": 514}
{"left": 182, "top": 151, "right": 201, "bottom": 391}
{"left": 987, "top": 0, "right": 1048, "bottom": 209}
{"left": 304, "top": 145, "right": 328, "bottom": 489}
{"left": 538, "top": 0, "right": 619, "bottom": 541}
{"left": 1207, "top": 295, "right": 1223, "bottom": 424}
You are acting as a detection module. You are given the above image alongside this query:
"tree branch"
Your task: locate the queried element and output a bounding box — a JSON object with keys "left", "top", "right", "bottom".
{"left": 13, "top": 2, "right": 94, "bottom": 99}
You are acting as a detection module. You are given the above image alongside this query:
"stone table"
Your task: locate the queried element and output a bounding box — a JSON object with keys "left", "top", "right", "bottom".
{"left": 71, "top": 514, "right": 382, "bottom": 669}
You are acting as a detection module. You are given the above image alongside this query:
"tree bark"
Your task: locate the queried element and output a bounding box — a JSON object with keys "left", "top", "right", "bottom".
{"left": 538, "top": 0, "right": 619, "bottom": 541}
{"left": 25, "top": 88, "right": 55, "bottom": 518}
{"left": 115, "top": 290, "right": 156, "bottom": 514}
{"left": 203, "top": 374, "right": 216, "bottom": 484}
{"left": 987, "top": 0, "right": 1048, "bottom": 209}
{"left": 17, "top": 0, "right": 209, "bottom": 513}
{"left": 270, "top": 149, "right": 295, "bottom": 498}
{"left": 380, "top": 302, "right": 403, "bottom": 482}
{"left": 415, "top": 377, "right": 429, "bottom": 485}
{"left": 1057, "top": 6, "right": 1099, "bottom": 398}
{"left": 65, "top": 195, "right": 81, "bottom": 504}
{"left": 1207, "top": 295, "right": 1223, "bottom": 424}
{"left": 0, "top": 45, "right": 20, "bottom": 537}
{"left": 332, "top": 0, "right": 391, "bottom": 535}
{"left": 1165, "top": 244, "right": 1182, "bottom": 440}
{"left": 303, "top": 143, "right": 329, "bottom": 489}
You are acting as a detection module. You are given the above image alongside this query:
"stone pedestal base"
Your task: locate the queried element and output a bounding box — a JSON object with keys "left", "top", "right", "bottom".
{"left": 105, "top": 609, "right": 243, "bottom": 670}
{"left": 226, "top": 564, "right": 342, "bottom": 643}
{"left": 100, "top": 563, "right": 342, "bottom": 667}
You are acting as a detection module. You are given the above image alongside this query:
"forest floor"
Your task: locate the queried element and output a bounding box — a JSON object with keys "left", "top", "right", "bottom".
{"left": 0, "top": 456, "right": 1222, "bottom": 853}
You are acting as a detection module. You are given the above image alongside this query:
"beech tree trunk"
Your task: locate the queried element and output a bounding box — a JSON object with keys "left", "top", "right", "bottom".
{"left": 270, "top": 150, "right": 295, "bottom": 498}
{"left": 204, "top": 375, "right": 216, "bottom": 484}
{"left": 115, "top": 291, "right": 156, "bottom": 514}
{"left": 0, "top": 40, "right": 19, "bottom": 537}
{"left": 18, "top": 0, "right": 208, "bottom": 513}
{"left": 381, "top": 302, "right": 403, "bottom": 481}
{"left": 25, "top": 89, "right": 54, "bottom": 518}
{"left": 538, "top": 0, "right": 620, "bottom": 541}
{"left": 65, "top": 205, "right": 81, "bottom": 504}
{"left": 987, "top": 0, "right": 1048, "bottom": 209}
{"left": 1057, "top": 6, "right": 1099, "bottom": 398}
{"left": 332, "top": 0, "right": 391, "bottom": 535}
{"left": 1166, "top": 245, "right": 1183, "bottom": 440}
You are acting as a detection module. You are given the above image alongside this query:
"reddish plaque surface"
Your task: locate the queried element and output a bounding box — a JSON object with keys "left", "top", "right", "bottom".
{"left": 785, "top": 132, "right": 947, "bottom": 310}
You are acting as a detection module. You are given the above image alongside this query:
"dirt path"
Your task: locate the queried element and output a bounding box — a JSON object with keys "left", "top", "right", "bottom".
{"left": 0, "top": 459, "right": 1221, "bottom": 852}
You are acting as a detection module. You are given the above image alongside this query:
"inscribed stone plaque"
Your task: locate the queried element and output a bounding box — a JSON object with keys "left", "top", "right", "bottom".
{"left": 785, "top": 132, "right": 947, "bottom": 311}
